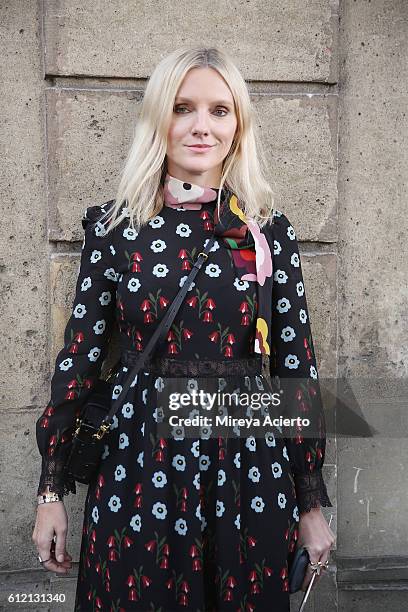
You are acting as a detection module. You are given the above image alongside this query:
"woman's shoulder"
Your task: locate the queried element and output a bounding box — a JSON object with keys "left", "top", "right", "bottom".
{"left": 81, "top": 199, "right": 117, "bottom": 230}
{"left": 264, "top": 208, "right": 298, "bottom": 242}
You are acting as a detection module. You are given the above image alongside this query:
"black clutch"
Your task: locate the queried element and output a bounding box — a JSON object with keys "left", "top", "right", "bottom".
{"left": 288, "top": 545, "right": 310, "bottom": 593}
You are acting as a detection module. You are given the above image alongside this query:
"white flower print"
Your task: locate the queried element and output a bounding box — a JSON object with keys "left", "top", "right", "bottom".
{"left": 128, "top": 277, "right": 141, "bottom": 292}
{"left": 276, "top": 298, "right": 291, "bottom": 314}
{"left": 274, "top": 240, "right": 282, "bottom": 256}
{"left": 205, "top": 263, "right": 221, "bottom": 278}
{"left": 81, "top": 277, "right": 92, "bottom": 291}
{"left": 251, "top": 496, "right": 265, "bottom": 513}
{"left": 115, "top": 464, "right": 126, "bottom": 481}
{"left": 152, "top": 263, "right": 169, "bottom": 278}
{"left": 99, "top": 291, "right": 111, "bottom": 306}
{"left": 248, "top": 466, "right": 261, "bottom": 483}
{"left": 274, "top": 269, "right": 288, "bottom": 284}
{"left": 199, "top": 454, "right": 211, "bottom": 471}
{"left": 130, "top": 514, "right": 142, "bottom": 532}
{"left": 122, "top": 402, "right": 134, "bottom": 419}
{"left": 175, "top": 223, "right": 192, "bottom": 238}
{"left": 265, "top": 432, "right": 276, "bottom": 447}
{"left": 172, "top": 454, "right": 186, "bottom": 471}
{"left": 59, "top": 358, "right": 73, "bottom": 372}
{"left": 271, "top": 462, "right": 282, "bottom": 478}
{"left": 112, "top": 385, "right": 122, "bottom": 401}
{"left": 291, "top": 252, "right": 300, "bottom": 267}
{"left": 281, "top": 326, "right": 296, "bottom": 342}
{"left": 152, "top": 471, "right": 167, "bottom": 488}
{"left": 293, "top": 506, "right": 299, "bottom": 522}
{"left": 273, "top": 209, "right": 283, "bottom": 218}
{"left": 123, "top": 227, "right": 139, "bottom": 240}
{"left": 73, "top": 303, "right": 87, "bottom": 318}
{"left": 218, "top": 469, "right": 226, "bottom": 486}
{"left": 93, "top": 319, "right": 106, "bottom": 335}
{"left": 171, "top": 425, "right": 185, "bottom": 440}
{"left": 203, "top": 237, "right": 220, "bottom": 252}
{"left": 310, "top": 365, "right": 318, "bottom": 379}
{"left": 282, "top": 446, "right": 289, "bottom": 461}
{"left": 91, "top": 506, "right": 99, "bottom": 524}
{"left": 94, "top": 222, "right": 107, "bottom": 238}
{"left": 149, "top": 215, "right": 165, "bottom": 229}
{"left": 175, "top": 518, "right": 188, "bottom": 535}
{"left": 109, "top": 244, "right": 116, "bottom": 256}
{"left": 278, "top": 493, "right": 287, "bottom": 509}
{"left": 195, "top": 504, "right": 202, "bottom": 521}
{"left": 245, "top": 436, "right": 256, "bottom": 452}
{"left": 179, "top": 275, "right": 195, "bottom": 291}
{"left": 234, "top": 452, "right": 241, "bottom": 468}
{"left": 109, "top": 415, "right": 118, "bottom": 430}
{"left": 193, "top": 473, "right": 201, "bottom": 490}
{"left": 150, "top": 239, "right": 166, "bottom": 253}
{"left": 90, "top": 249, "right": 102, "bottom": 263}
{"left": 118, "top": 433, "right": 129, "bottom": 449}
{"left": 296, "top": 281, "right": 305, "bottom": 297}
{"left": 154, "top": 376, "right": 165, "bottom": 392}
{"left": 104, "top": 268, "right": 119, "bottom": 282}
{"left": 152, "top": 501, "right": 167, "bottom": 519}
{"left": 190, "top": 441, "right": 200, "bottom": 457}
{"left": 199, "top": 425, "right": 212, "bottom": 439}
{"left": 287, "top": 225, "right": 296, "bottom": 240}
{"left": 137, "top": 450, "right": 144, "bottom": 468}
{"left": 299, "top": 309, "right": 308, "bottom": 324}
{"left": 187, "top": 379, "right": 198, "bottom": 393}
{"left": 285, "top": 354, "right": 300, "bottom": 369}
{"left": 235, "top": 514, "right": 240, "bottom": 529}
{"left": 88, "top": 347, "right": 101, "bottom": 362}
{"left": 234, "top": 277, "right": 249, "bottom": 291}
{"left": 153, "top": 406, "right": 164, "bottom": 422}
{"left": 216, "top": 500, "right": 225, "bottom": 517}
{"left": 108, "top": 495, "right": 122, "bottom": 512}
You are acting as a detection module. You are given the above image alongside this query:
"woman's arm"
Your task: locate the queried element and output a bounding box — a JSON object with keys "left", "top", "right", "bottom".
{"left": 269, "top": 210, "right": 333, "bottom": 514}
{"left": 35, "top": 202, "right": 119, "bottom": 498}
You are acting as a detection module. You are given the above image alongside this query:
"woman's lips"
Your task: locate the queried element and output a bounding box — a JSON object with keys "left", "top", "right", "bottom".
{"left": 186, "top": 145, "right": 214, "bottom": 152}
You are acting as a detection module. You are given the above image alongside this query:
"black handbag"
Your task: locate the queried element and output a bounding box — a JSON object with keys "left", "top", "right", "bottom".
{"left": 288, "top": 545, "right": 310, "bottom": 593}
{"left": 63, "top": 234, "right": 216, "bottom": 485}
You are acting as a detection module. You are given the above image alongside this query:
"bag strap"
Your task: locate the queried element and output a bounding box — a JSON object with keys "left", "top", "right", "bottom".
{"left": 94, "top": 235, "right": 216, "bottom": 438}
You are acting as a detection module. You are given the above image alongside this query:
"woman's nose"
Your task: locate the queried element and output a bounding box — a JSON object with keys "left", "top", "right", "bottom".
{"left": 191, "top": 109, "right": 210, "bottom": 134}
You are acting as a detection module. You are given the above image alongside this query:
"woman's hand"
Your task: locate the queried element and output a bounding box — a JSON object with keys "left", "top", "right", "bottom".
{"left": 297, "top": 506, "right": 335, "bottom": 591}
{"left": 32, "top": 501, "right": 72, "bottom": 574}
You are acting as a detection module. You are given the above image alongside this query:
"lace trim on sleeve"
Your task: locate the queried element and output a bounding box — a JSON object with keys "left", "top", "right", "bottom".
{"left": 294, "top": 470, "right": 333, "bottom": 514}
{"left": 37, "top": 455, "right": 77, "bottom": 498}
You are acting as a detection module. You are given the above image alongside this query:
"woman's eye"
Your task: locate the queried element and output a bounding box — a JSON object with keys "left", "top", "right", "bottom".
{"left": 174, "top": 106, "right": 228, "bottom": 116}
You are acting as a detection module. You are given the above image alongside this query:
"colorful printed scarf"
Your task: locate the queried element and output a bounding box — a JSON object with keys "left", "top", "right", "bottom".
{"left": 163, "top": 173, "right": 274, "bottom": 357}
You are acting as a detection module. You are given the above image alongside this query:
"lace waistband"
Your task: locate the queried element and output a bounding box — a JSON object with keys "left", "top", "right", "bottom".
{"left": 120, "top": 350, "right": 269, "bottom": 377}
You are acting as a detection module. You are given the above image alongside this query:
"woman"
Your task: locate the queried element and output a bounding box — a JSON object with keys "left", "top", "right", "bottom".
{"left": 32, "top": 46, "right": 335, "bottom": 611}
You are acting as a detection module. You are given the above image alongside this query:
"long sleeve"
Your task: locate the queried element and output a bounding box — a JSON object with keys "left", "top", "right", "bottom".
{"left": 35, "top": 202, "right": 119, "bottom": 497}
{"left": 269, "top": 210, "right": 333, "bottom": 514}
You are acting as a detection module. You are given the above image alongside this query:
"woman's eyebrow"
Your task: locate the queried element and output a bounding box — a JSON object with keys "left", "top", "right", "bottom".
{"left": 175, "top": 97, "right": 233, "bottom": 107}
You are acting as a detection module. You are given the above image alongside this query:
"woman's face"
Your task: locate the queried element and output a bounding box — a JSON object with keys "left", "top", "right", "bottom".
{"left": 166, "top": 67, "right": 237, "bottom": 186}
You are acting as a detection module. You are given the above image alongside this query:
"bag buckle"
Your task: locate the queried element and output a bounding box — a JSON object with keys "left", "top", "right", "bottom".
{"left": 196, "top": 251, "right": 208, "bottom": 261}
{"left": 93, "top": 422, "right": 111, "bottom": 440}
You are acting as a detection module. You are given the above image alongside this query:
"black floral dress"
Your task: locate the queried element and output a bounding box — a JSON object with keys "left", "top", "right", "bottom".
{"left": 36, "top": 178, "right": 332, "bottom": 612}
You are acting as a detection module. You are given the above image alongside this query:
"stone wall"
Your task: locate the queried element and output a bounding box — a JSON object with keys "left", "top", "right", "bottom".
{"left": 1, "top": 1, "right": 406, "bottom": 610}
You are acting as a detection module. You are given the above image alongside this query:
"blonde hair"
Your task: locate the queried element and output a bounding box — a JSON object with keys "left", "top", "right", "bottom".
{"left": 100, "top": 46, "right": 275, "bottom": 234}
